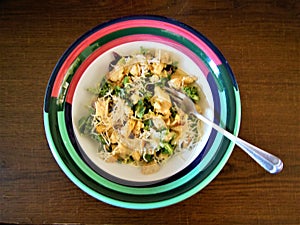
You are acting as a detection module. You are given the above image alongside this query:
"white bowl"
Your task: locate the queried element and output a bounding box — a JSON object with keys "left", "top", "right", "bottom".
{"left": 72, "top": 41, "right": 214, "bottom": 184}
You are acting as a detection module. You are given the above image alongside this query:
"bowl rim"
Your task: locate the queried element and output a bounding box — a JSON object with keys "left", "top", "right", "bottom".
{"left": 70, "top": 40, "right": 215, "bottom": 184}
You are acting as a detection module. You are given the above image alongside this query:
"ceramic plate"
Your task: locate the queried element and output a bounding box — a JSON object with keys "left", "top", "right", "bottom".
{"left": 44, "top": 15, "right": 241, "bottom": 209}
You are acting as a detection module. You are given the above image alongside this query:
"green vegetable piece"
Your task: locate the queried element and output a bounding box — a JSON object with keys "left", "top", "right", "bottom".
{"left": 156, "top": 77, "right": 169, "bottom": 87}
{"left": 144, "top": 91, "right": 153, "bottom": 100}
{"left": 78, "top": 116, "right": 93, "bottom": 135}
{"left": 78, "top": 116, "right": 88, "bottom": 133}
{"left": 93, "top": 134, "right": 106, "bottom": 145}
{"left": 123, "top": 76, "right": 130, "bottom": 86}
{"left": 162, "top": 143, "right": 174, "bottom": 155}
{"left": 114, "top": 86, "right": 125, "bottom": 97}
{"left": 183, "top": 86, "right": 200, "bottom": 102}
{"left": 144, "top": 119, "right": 153, "bottom": 131}
{"left": 135, "top": 99, "right": 146, "bottom": 119}
{"left": 98, "top": 81, "right": 111, "bottom": 97}
{"left": 118, "top": 57, "right": 126, "bottom": 65}
{"left": 143, "top": 98, "right": 154, "bottom": 114}
{"left": 144, "top": 154, "right": 154, "bottom": 162}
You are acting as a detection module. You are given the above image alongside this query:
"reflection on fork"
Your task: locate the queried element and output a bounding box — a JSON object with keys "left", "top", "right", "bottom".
{"left": 164, "top": 86, "right": 283, "bottom": 174}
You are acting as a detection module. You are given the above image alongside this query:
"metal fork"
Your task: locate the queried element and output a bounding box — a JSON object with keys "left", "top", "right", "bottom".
{"left": 165, "top": 87, "right": 283, "bottom": 174}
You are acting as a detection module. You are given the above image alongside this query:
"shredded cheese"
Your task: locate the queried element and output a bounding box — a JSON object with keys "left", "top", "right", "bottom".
{"left": 79, "top": 48, "right": 203, "bottom": 174}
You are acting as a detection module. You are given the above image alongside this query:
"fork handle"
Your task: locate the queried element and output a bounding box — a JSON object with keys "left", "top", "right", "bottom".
{"left": 194, "top": 112, "right": 283, "bottom": 174}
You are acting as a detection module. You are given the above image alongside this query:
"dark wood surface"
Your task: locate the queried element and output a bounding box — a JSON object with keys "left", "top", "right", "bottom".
{"left": 1, "top": 0, "right": 299, "bottom": 224}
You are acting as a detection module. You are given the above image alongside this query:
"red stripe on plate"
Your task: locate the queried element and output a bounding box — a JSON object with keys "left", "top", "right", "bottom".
{"left": 66, "top": 34, "right": 210, "bottom": 104}
{"left": 52, "top": 19, "right": 221, "bottom": 98}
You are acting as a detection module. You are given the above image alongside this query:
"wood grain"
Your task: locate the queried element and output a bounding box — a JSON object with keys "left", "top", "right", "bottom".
{"left": 1, "top": 0, "right": 299, "bottom": 224}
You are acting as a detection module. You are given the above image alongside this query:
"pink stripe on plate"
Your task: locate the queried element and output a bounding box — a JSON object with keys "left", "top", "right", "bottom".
{"left": 52, "top": 18, "right": 220, "bottom": 98}
{"left": 66, "top": 34, "right": 210, "bottom": 104}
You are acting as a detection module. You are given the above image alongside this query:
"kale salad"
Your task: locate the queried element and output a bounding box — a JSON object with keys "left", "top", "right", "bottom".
{"left": 78, "top": 48, "right": 203, "bottom": 174}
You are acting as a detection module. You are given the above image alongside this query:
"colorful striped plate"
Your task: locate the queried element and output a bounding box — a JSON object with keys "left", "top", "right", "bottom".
{"left": 43, "top": 15, "right": 241, "bottom": 209}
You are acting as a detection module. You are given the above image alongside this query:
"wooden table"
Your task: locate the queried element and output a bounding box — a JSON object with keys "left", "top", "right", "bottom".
{"left": 1, "top": 0, "right": 299, "bottom": 224}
